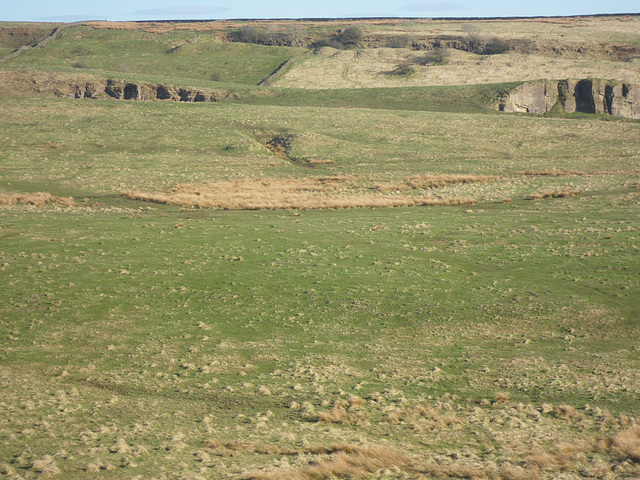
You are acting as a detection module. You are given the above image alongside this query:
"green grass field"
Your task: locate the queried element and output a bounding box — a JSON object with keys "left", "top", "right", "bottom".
{"left": 0, "top": 24, "right": 306, "bottom": 86}
{"left": 1, "top": 17, "right": 640, "bottom": 480}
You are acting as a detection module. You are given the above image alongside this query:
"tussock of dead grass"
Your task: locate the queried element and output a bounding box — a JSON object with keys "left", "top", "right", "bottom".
{"left": 307, "top": 158, "right": 335, "bottom": 165}
{"left": 529, "top": 188, "right": 582, "bottom": 200}
{"left": 554, "top": 404, "right": 579, "bottom": 420}
{"left": 316, "top": 400, "right": 368, "bottom": 425}
{"left": 494, "top": 392, "right": 510, "bottom": 405}
{"left": 405, "top": 174, "right": 498, "bottom": 189}
{"left": 0, "top": 192, "right": 75, "bottom": 207}
{"left": 498, "top": 464, "right": 541, "bottom": 480}
{"left": 527, "top": 440, "right": 596, "bottom": 472}
{"left": 30, "top": 455, "right": 60, "bottom": 475}
{"left": 386, "top": 403, "right": 438, "bottom": 424}
{"left": 204, "top": 439, "right": 360, "bottom": 457}
{"left": 374, "top": 173, "right": 496, "bottom": 193}
{"left": 610, "top": 426, "right": 640, "bottom": 461}
{"left": 316, "top": 405, "right": 349, "bottom": 424}
{"left": 0, "top": 463, "right": 15, "bottom": 476}
{"left": 246, "top": 444, "right": 410, "bottom": 480}
{"left": 123, "top": 176, "right": 477, "bottom": 210}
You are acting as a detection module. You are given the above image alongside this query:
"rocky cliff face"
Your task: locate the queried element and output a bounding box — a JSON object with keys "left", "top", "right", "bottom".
{"left": 0, "top": 71, "right": 242, "bottom": 102}
{"left": 63, "top": 78, "right": 237, "bottom": 102}
{"left": 498, "top": 79, "right": 639, "bottom": 119}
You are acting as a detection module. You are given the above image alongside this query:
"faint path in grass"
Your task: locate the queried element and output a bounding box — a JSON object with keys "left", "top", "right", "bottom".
{"left": 0, "top": 23, "right": 74, "bottom": 64}
{"left": 339, "top": 51, "right": 366, "bottom": 89}
{"left": 259, "top": 51, "right": 311, "bottom": 86}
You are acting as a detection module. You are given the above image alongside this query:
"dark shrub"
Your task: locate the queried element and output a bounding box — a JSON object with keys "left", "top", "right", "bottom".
{"left": 337, "top": 26, "right": 363, "bottom": 48}
{"left": 229, "top": 26, "right": 265, "bottom": 44}
{"left": 462, "top": 36, "right": 512, "bottom": 55}
{"left": 413, "top": 48, "right": 448, "bottom": 66}
{"left": 386, "top": 63, "right": 416, "bottom": 76}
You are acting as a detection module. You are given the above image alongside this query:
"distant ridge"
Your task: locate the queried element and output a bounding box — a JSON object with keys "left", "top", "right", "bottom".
{"left": 131, "top": 13, "right": 640, "bottom": 24}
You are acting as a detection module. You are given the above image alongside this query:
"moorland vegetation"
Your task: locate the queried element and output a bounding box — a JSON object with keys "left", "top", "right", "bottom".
{"left": 0, "top": 14, "right": 639, "bottom": 480}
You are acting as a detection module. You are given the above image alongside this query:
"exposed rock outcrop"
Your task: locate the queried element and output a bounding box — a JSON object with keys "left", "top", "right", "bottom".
{"left": 61, "top": 78, "right": 237, "bottom": 102}
{"left": 498, "top": 79, "right": 639, "bottom": 119}
{"left": 0, "top": 71, "right": 240, "bottom": 103}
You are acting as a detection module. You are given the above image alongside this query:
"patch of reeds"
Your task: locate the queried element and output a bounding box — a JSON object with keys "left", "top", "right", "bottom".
{"left": 0, "top": 192, "right": 75, "bottom": 207}
{"left": 122, "top": 176, "right": 477, "bottom": 210}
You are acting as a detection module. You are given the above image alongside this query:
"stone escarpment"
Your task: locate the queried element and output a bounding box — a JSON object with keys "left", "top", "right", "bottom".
{"left": 498, "top": 79, "right": 639, "bottom": 119}
{"left": 0, "top": 71, "right": 240, "bottom": 102}
{"left": 61, "top": 78, "right": 239, "bottom": 102}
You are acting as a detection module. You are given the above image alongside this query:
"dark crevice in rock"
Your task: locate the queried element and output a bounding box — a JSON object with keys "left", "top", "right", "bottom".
{"left": 156, "top": 85, "right": 173, "bottom": 100}
{"left": 123, "top": 83, "right": 139, "bottom": 100}
{"left": 605, "top": 85, "right": 615, "bottom": 114}
{"left": 575, "top": 79, "right": 596, "bottom": 113}
{"left": 622, "top": 84, "right": 630, "bottom": 98}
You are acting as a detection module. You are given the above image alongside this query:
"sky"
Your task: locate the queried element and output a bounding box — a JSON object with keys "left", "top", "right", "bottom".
{"left": 4, "top": 0, "right": 639, "bottom": 23}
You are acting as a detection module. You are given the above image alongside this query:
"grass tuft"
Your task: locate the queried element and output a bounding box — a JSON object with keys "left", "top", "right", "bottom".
{"left": 610, "top": 426, "right": 640, "bottom": 462}
{"left": 529, "top": 188, "right": 581, "bottom": 200}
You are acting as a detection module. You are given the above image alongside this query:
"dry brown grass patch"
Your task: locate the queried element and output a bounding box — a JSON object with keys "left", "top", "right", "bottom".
{"left": 0, "top": 192, "right": 75, "bottom": 207}
{"left": 246, "top": 444, "right": 410, "bottom": 480}
{"left": 204, "top": 439, "right": 298, "bottom": 456}
{"left": 316, "top": 405, "right": 349, "bottom": 424}
{"left": 554, "top": 405, "right": 579, "bottom": 420}
{"left": 499, "top": 464, "right": 541, "bottom": 480}
{"left": 527, "top": 442, "right": 586, "bottom": 471}
{"left": 315, "top": 400, "right": 367, "bottom": 425}
{"left": 386, "top": 402, "right": 438, "bottom": 424}
{"left": 529, "top": 188, "right": 582, "bottom": 200}
{"left": 405, "top": 174, "right": 498, "bottom": 189}
{"left": 494, "top": 392, "right": 510, "bottom": 405}
{"left": 30, "top": 455, "right": 60, "bottom": 475}
{"left": 307, "top": 158, "right": 334, "bottom": 165}
{"left": 122, "top": 176, "right": 477, "bottom": 210}
{"left": 517, "top": 169, "right": 640, "bottom": 177}
{"left": 610, "top": 426, "right": 640, "bottom": 461}
{"left": 517, "top": 169, "right": 588, "bottom": 177}
{"left": 416, "top": 461, "right": 486, "bottom": 479}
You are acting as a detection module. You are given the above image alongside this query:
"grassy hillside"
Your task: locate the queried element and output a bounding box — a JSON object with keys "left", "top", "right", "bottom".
{"left": 0, "top": 24, "right": 306, "bottom": 85}
{"left": 0, "top": 22, "right": 60, "bottom": 58}
{"left": 1, "top": 16, "right": 640, "bottom": 480}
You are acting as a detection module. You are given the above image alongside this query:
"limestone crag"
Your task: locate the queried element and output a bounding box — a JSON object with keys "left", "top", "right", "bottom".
{"left": 498, "top": 79, "right": 639, "bottom": 119}
{"left": 61, "top": 78, "right": 237, "bottom": 102}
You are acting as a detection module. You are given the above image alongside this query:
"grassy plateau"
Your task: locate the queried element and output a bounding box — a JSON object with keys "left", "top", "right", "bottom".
{"left": 0, "top": 15, "right": 640, "bottom": 480}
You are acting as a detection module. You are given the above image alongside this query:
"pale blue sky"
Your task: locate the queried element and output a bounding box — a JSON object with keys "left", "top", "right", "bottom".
{"left": 4, "top": 0, "right": 639, "bottom": 22}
